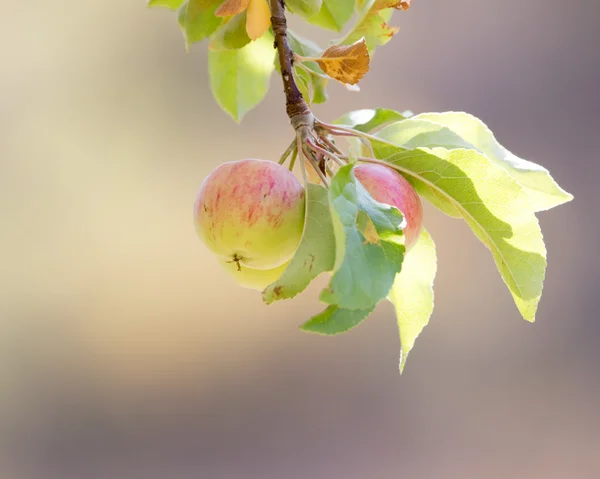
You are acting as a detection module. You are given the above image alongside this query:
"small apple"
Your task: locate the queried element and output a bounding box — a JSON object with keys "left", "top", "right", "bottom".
{"left": 218, "top": 258, "right": 290, "bottom": 291}
{"left": 194, "top": 159, "right": 305, "bottom": 269}
{"left": 354, "top": 163, "right": 423, "bottom": 250}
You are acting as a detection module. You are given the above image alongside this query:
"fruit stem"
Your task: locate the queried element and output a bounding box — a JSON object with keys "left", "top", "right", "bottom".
{"left": 303, "top": 145, "right": 330, "bottom": 187}
{"left": 307, "top": 139, "right": 346, "bottom": 167}
{"left": 288, "top": 146, "right": 298, "bottom": 171}
{"left": 316, "top": 120, "right": 397, "bottom": 149}
{"left": 279, "top": 138, "right": 297, "bottom": 165}
{"left": 270, "top": 0, "right": 314, "bottom": 130}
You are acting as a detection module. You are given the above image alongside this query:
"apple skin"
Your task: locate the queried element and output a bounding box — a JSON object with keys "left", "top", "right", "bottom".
{"left": 218, "top": 259, "right": 290, "bottom": 291}
{"left": 194, "top": 159, "right": 305, "bottom": 269}
{"left": 353, "top": 163, "right": 423, "bottom": 250}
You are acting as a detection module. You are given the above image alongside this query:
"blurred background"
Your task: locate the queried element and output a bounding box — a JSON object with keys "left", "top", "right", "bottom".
{"left": 1, "top": 0, "right": 599, "bottom": 477}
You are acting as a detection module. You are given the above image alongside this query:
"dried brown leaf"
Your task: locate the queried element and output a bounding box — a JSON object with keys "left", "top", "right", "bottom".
{"left": 316, "top": 38, "right": 370, "bottom": 85}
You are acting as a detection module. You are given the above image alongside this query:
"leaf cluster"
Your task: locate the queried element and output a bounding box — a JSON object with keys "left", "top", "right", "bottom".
{"left": 263, "top": 110, "right": 572, "bottom": 371}
{"left": 148, "top": 0, "right": 411, "bottom": 120}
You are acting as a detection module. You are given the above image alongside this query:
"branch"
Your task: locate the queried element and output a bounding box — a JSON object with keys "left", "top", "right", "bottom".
{"left": 270, "top": 0, "right": 313, "bottom": 131}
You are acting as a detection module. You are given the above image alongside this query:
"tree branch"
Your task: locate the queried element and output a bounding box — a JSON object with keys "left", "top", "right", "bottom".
{"left": 270, "top": 0, "right": 313, "bottom": 131}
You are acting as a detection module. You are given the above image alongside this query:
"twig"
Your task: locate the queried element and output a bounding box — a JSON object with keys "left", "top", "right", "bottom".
{"left": 270, "top": 0, "right": 313, "bottom": 130}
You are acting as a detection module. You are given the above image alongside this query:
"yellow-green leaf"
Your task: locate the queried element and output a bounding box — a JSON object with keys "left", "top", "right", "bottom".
{"left": 208, "top": 32, "right": 275, "bottom": 121}
{"left": 388, "top": 228, "right": 437, "bottom": 373}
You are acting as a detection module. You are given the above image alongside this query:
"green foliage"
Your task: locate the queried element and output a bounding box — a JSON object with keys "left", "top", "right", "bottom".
{"left": 301, "top": 305, "right": 375, "bottom": 335}
{"left": 342, "top": 0, "right": 399, "bottom": 50}
{"left": 319, "top": 164, "right": 405, "bottom": 311}
{"left": 263, "top": 184, "right": 336, "bottom": 303}
{"left": 179, "top": 0, "right": 222, "bottom": 48}
{"left": 287, "top": 0, "right": 323, "bottom": 20}
{"left": 411, "top": 112, "right": 574, "bottom": 211}
{"left": 149, "top": 0, "right": 411, "bottom": 115}
{"left": 209, "top": 13, "right": 251, "bottom": 51}
{"left": 306, "top": 0, "right": 355, "bottom": 32}
{"left": 373, "top": 137, "right": 547, "bottom": 322}
{"left": 388, "top": 229, "right": 436, "bottom": 372}
{"left": 287, "top": 31, "right": 329, "bottom": 105}
{"left": 208, "top": 32, "right": 275, "bottom": 122}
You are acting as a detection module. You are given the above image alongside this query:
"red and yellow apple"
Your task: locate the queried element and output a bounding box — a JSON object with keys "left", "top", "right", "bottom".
{"left": 194, "top": 158, "right": 305, "bottom": 270}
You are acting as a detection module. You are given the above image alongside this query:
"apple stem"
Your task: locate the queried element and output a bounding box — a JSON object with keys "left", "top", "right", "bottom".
{"left": 279, "top": 138, "right": 297, "bottom": 165}
{"left": 288, "top": 147, "right": 298, "bottom": 172}
{"left": 303, "top": 145, "right": 330, "bottom": 187}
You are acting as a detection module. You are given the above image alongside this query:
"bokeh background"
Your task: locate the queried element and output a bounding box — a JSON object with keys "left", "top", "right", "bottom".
{"left": 1, "top": 1, "right": 599, "bottom": 478}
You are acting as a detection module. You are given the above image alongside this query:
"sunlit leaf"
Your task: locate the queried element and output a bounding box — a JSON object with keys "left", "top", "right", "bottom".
{"left": 388, "top": 228, "right": 436, "bottom": 373}
{"left": 411, "top": 112, "right": 574, "bottom": 211}
{"left": 307, "top": 0, "right": 355, "bottom": 32}
{"left": 179, "top": 0, "right": 222, "bottom": 48}
{"left": 208, "top": 32, "right": 275, "bottom": 121}
{"left": 343, "top": 0, "right": 411, "bottom": 50}
{"left": 287, "top": 0, "right": 323, "bottom": 19}
{"left": 372, "top": 136, "right": 547, "bottom": 322}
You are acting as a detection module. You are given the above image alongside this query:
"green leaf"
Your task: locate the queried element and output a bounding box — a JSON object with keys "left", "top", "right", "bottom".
{"left": 312, "top": 76, "right": 328, "bottom": 104}
{"left": 320, "top": 164, "right": 405, "bottom": 311}
{"left": 288, "top": 30, "right": 322, "bottom": 58}
{"left": 287, "top": 0, "right": 323, "bottom": 20}
{"left": 208, "top": 32, "right": 276, "bottom": 122}
{"left": 411, "top": 112, "right": 574, "bottom": 211}
{"left": 335, "top": 108, "right": 409, "bottom": 133}
{"left": 294, "top": 67, "right": 312, "bottom": 105}
{"left": 148, "top": 0, "right": 185, "bottom": 9}
{"left": 343, "top": 0, "right": 401, "bottom": 50}
{"left": 263, "top": 184, "right": 336, "bottom": 303}
{"left": 208, "top": 12, "right": 251, "bottom": 50}
{"left": 307, "top": 0, "right": 355, "bottom": 32}
{"left": 388, "top": 229, "right": 437, "bottom": 373}
{"left": 178, "top": 0, "right": 222, "bottom": 48}
{"left": 287, "top": 31, "right": 329, "bottom": 105}
{"left": 301, "top": 305, "right": 375, "bottom": 335}
{"left": 371, "top": 142, "right": 547, "bottom": 322}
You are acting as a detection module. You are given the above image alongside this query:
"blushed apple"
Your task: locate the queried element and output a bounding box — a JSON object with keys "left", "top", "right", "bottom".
{"left": 194, "top": 159, "right": 305, "bottom": 269}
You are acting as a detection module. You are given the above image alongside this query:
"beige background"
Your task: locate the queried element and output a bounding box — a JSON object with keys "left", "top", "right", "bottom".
{"left": 1, "top": 1, "right": 599, "bottom": 478}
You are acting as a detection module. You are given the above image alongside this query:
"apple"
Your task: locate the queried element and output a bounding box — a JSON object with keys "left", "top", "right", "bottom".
{"left": 353, "top": 163, "right": 423, "bottom": 250}
{"left": 219, "top": 258, "right": 290, "bottom": 291}
{"left": 194, "top": 159, "right": 305, "bottom": 269}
